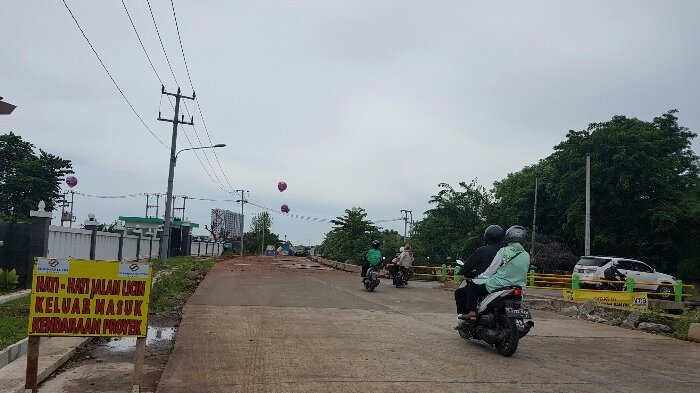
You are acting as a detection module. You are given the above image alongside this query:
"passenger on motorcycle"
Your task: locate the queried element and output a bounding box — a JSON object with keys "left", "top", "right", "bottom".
{"left": 361, "top": 240, "right": 383, "bottom": 278}
{"left": 454, "top": 225, "right": 504, "bottom": 316}
{"left": 460, "top": 225, "right": 530, "bottom": 324}
{"left": 390, "top": 244, "right": 414, "bottom": 278}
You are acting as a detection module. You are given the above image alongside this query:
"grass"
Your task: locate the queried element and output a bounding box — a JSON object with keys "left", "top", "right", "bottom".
{"left": 0, "top": 295, "right": 30, "bottom": 349}
{"left": 150, "top": 257, "right": 215, "bottom": 315}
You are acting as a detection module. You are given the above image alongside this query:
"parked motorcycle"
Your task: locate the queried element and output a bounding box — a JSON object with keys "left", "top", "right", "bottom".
{"left": 455, "top": 285, "right": 534, "bottom": 357}
{"left": 364, "top": 266, "right": 380, "bottom": 292}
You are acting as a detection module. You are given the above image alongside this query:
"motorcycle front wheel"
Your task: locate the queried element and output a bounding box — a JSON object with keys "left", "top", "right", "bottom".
{"left": 495, "top": 316, "right": 519, "bottom": 357}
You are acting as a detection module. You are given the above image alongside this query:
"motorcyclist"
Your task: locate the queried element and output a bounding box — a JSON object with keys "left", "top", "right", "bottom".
{"left": 396, "top": 244, "right": 414, "bottom": 279}
{"left": 361, "top": 240, "right": 382, "bottom": 279}
{"left": 458, "top": 225, "right": 530, "bottom": 325}
{"left": 603, "top": 262, "right": 626, "bottom": 291}
{"left": 454, "top": 225, "right": 504, "bottom": 316}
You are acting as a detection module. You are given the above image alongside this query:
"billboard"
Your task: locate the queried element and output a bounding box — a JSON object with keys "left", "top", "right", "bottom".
{"left": 211, "top": 209, "right": 243, "bottom": 239}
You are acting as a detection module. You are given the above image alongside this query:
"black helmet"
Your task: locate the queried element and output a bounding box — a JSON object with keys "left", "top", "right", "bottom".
{"left": 483, "top": 225, "right": 505, "bottom": 244}
{"left": 504, "top": 225, "right": 527, "bottom": 244}
{"left": 371, "top": 239, "right": 381, "bottom": 249}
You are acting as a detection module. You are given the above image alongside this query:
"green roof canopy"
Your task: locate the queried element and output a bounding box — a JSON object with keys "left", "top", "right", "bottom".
{"left": 119, "top": 216, "right": 200, "bottom": 228}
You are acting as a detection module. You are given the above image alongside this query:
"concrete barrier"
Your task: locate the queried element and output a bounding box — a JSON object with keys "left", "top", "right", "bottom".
{"left": 313, "top": 257, "right": 361, "bottom": 273}
{"left": 688, "top": 323, "right": 700, "bottom": 343}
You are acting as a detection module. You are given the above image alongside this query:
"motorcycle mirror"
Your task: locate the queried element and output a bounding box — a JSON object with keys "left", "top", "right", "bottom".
{"left": 456, "top": 259, "right": 464, "bottom": 266}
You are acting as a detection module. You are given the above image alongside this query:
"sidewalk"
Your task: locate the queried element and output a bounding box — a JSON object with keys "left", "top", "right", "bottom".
{"left": 0, "top": 290, "right": 30, "bottom": 305}
{"left": 0, "top": 337, "right": 90, "bottom": 393}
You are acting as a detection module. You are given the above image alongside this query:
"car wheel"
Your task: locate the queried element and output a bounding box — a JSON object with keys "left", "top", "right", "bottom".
{"left": 657, "top": 285, "right": 673, "bottom": 294}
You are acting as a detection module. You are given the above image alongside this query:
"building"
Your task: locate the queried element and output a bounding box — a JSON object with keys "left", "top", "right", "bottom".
{"left": 210, "top": 209, "right": 243, "bottom": 240}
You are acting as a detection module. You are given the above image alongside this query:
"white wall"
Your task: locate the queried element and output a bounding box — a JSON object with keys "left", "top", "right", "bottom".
{"left": 191, "top": 241, "right": 223, "bottom": 256}
{"left": 48, "top": 226, "right": 161, "bottom": 261}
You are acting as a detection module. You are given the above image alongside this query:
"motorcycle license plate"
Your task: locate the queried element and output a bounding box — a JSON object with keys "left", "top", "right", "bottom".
{"left": 506, "top": 308, "right": 531, "bottom": 319}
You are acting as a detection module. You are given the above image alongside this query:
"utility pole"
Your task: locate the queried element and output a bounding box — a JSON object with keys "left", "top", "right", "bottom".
{"left": 235, "top": 190, "right": 249, "bottom": 259}
{"left": 531, "top": 177, "right": 538, "bottom": 261}
{"left": 585, "top": 155, "right": 591, "bottom": 256}
{"left": 145, "top": 193, "right": 161, "bottom": 218}
{"left": 400, "top": 210, "right": 412, "bottom": 243}
{"left": 261, "top": 212, "right": 266, "bottom": 254}
{"left": 157, "top": 85, "right": 195, "bottom": 266}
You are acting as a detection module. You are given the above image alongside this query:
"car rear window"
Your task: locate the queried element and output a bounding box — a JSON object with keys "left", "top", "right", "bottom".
{"left": 576, "top": 257, "right": 610, "bottom": 267}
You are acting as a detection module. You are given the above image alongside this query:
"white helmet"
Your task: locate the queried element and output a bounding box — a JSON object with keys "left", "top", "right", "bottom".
{"left": 399, "top": 247, "right": 405, "bottom": 252}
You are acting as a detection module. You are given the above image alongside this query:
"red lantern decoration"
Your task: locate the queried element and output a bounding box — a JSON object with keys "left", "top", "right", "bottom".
{"left": 281, "top": 204, "right": 290, "bottom": 213}
{"left": 66, "top": 175, "right": 78, "bottom": 188}
{"left": 277, "top": 181, "right": 287, "bottom": 192}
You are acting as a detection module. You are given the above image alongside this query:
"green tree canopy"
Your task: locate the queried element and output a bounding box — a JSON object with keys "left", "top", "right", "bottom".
{"left": 411, "top": 180, "right": 493, "bottom": 263}
{"left": 492, "top": 110, "right": 699, "bottom": 273}
{"left": 0, "top": 132, "right": 73, "bottom": 221}
{"left": 243, "top": 211, "right": 280, "bottom": 253}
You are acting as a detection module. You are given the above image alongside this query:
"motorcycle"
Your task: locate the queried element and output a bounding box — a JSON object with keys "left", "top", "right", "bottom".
{"left": 455, "top": 282, "right": 534, "bottom": 357}
{"left": 364, "top": 266, "right": 380, "bottom": 292}
{"left": 393, "top": 266, "right": 410, "bottom": 288}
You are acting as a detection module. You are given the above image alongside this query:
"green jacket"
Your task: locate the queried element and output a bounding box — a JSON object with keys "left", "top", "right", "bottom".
{"left": 366, "top": 249, "right": 382, "bottom": 266}
{"left": 472, "top": 243, "right": 529, "bottom": 293}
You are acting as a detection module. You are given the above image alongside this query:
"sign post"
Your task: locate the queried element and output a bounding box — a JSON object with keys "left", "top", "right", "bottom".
{"left": 25, "top": 258, "right": 152, "bottom": 392}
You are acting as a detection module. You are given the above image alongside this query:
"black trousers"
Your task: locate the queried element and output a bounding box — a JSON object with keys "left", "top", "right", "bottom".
{"left": 455, "top": 281, "right": 489, "bottom": 314}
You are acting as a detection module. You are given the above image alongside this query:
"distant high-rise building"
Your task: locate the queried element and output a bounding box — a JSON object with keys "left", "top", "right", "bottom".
{"left": 211, "top": 209, "right": 243, "bottom": 239}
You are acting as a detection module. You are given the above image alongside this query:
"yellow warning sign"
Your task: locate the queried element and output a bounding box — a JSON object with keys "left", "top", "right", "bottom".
{"left": 28, "top": 258, "right": 152, "bottom": 337}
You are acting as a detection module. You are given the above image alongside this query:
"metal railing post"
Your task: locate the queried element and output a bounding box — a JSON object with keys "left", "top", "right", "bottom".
{"left": 572, "top": 274, "right": 580, "bottom": 290}
{"left": 529, "top": 268, "right": 535, "bottom": 287}
{"left": 441, "top": 264, "right": 447, "bottom": 281}
{"left": 675, "top": 279, "right": 683, "bottom": 303}
{"left": 453, "top": 265, "right": 461, "bottom": 283}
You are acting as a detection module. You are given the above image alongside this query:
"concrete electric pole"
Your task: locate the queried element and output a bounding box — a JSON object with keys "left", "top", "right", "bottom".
{"left": 236, "top": 190, "right": 249, "bottom": 259}
{"left": 585, "top": 155, "right": 591, "bottom": 256}
{"left": 400, "top": 210, "right": 413, "bottom": 243}
{"left": 157, "top": 85, "right": 195, "bottom": 265}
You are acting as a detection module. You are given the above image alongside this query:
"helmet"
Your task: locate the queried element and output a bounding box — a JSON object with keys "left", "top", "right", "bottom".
{"left": 371, "top": 239, "right": 381, "bottom": 249}
{"left": 504, "top": 225, "right": 527, "bottom": 244}
{"left": 399, "top": 247, "right": 405, "bottom": 252}
{"left": 483, "top": 225, "right": 505, "bottom": 244}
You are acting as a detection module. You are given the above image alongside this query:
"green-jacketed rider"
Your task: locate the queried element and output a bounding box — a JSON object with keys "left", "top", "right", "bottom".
{"left": 361, "top": 239, "right": 382, "bottom": 278}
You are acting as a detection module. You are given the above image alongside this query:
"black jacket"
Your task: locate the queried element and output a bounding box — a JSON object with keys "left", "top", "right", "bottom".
{"left": 461, "top": 243, "right": 501, "bottom": 279}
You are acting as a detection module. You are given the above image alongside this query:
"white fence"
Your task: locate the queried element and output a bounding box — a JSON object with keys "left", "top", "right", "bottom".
{"left": 48, "top": 226, "right": 160, "bottom": 261}
{"left": 191, "top": 241, "right": 224, "bottom": 256}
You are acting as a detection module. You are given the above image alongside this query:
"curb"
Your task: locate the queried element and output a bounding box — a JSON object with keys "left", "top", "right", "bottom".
{"left": 0, "top": 338, "right": 50, "bottom": 370}
{"left": 0, "top": 337, "right": 91, "bottom": 393}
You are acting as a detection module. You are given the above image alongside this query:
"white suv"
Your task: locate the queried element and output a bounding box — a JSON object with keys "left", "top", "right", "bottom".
{"left": 573, "top": 256, "right": 676, "bottom": 293}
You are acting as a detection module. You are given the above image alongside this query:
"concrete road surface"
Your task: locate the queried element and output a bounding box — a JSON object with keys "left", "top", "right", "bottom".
{"left": 157, "top": 257, "right": 700, "bottom": 393}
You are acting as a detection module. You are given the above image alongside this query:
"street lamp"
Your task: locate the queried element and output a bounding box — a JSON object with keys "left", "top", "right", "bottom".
{"left": 160, "top": 143, "right": 226, "bottom": 265}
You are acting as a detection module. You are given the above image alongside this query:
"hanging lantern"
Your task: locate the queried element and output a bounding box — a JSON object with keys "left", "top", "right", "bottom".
{"left": 277, "top": 181, "right": 287, "bottom": 192}
{"left": 281, "top": 204, "right": 290, "bottom": 213}
{"left": 66, "top": 175, "right": 78, "bottom": 188}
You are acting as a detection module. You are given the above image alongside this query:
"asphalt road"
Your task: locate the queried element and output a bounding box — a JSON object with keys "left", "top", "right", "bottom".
{"left": 157, "top": 257, "right": 700, "bottom": 393}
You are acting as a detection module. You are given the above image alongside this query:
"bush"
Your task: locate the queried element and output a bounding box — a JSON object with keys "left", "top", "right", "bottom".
{"left": 673, "top": 309, "right": 700, "bottom": 341}
{"left": 0, "top": 268, "right": 20, "bottom": 292}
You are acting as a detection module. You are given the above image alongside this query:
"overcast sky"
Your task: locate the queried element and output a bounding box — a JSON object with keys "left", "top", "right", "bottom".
{"left": 2, "top": 0, "right": 699, "bottom": 245}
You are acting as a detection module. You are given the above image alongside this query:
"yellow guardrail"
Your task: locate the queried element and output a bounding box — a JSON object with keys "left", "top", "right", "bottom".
{"left": 526, "top": 271, "right": 693, "bottom": 302}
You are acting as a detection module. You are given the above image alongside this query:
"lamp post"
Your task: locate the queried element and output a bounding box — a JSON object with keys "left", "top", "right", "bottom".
{"left": 159, "top": 143, "right": 226, "bottom": 266}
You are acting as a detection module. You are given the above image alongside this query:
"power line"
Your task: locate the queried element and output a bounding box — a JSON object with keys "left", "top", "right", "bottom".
{"left": 61, "top": 0, "right": 168, "bottom": 149}
{"left": 170, "top": 0, "right": 239, "bottom": 195}
{"left": 141, "top": 0, "right": 233, "bottom": 194}
{"left": 121, "top": 0, "right": 163, "bottom": 84}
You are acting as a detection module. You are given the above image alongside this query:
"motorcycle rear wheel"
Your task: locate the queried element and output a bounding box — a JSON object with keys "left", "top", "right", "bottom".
{"left": 495, "top": 316, "right": 519, "bottom": 357}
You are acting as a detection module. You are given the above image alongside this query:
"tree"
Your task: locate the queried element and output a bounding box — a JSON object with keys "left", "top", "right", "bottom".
{"left": 0, "top": 132, "right": 73, "bottom": 220}
{"left": 492, "top": 110, "right": 699, "bottom": 274}
{"left": 319, "top": 207, "right": 381, "bottom": 263}
{"left": 411, "top": 181, "right": 493, "bottom": 263}
{"left": 243, "top": 212, "right": 280, "bottom": 254}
